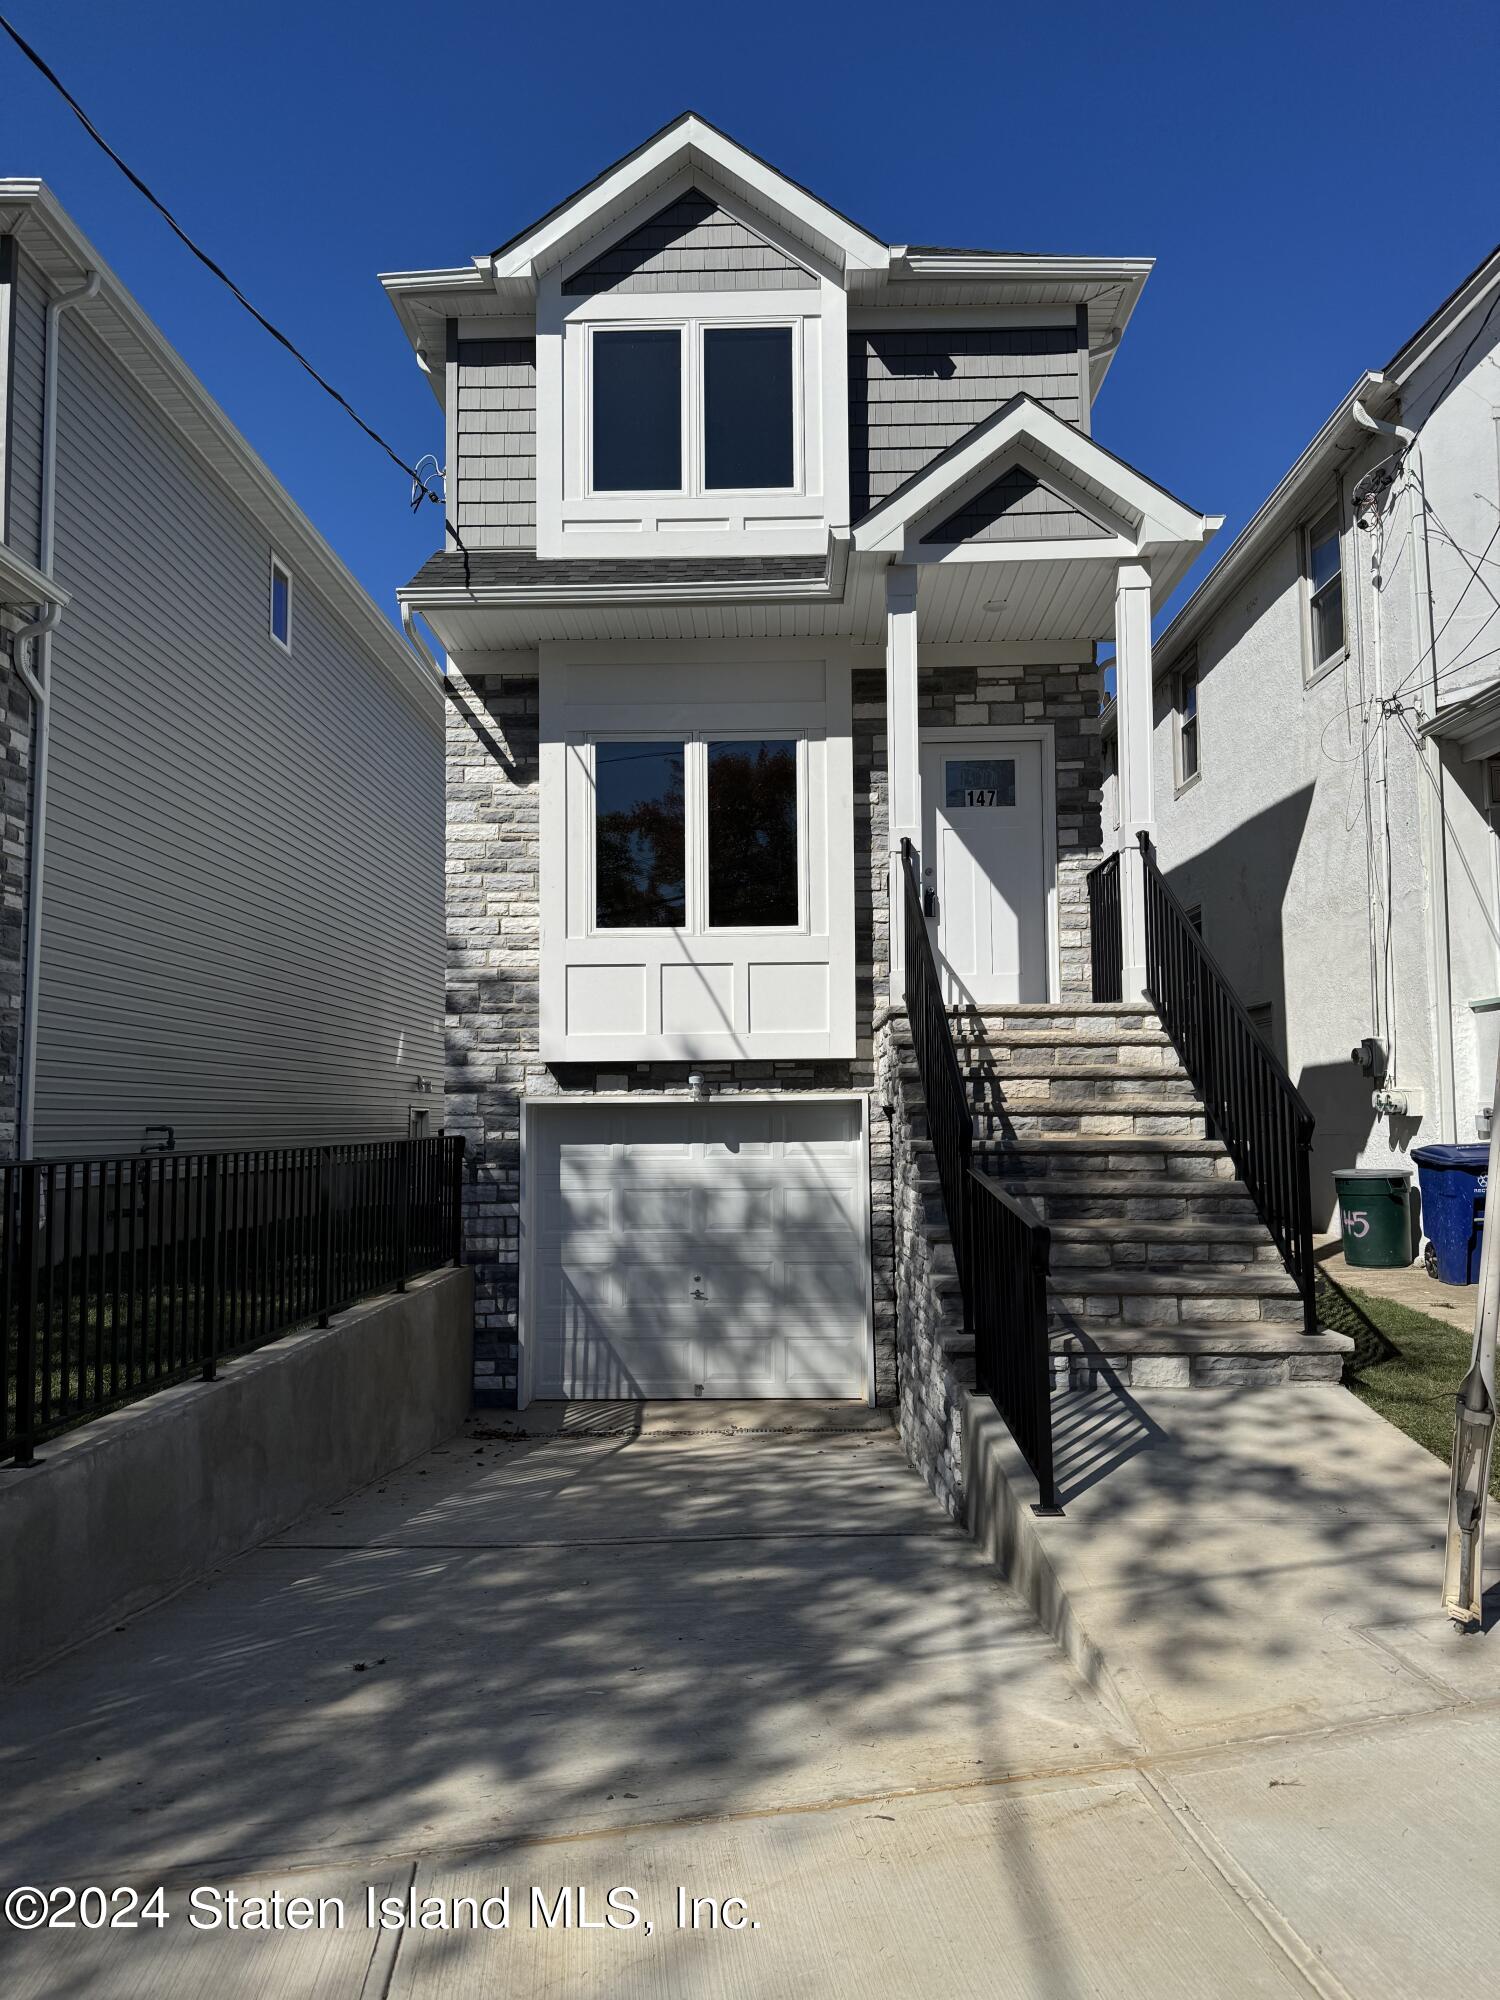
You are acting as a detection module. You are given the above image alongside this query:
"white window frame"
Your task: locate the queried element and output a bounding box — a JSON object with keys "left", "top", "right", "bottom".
{"left": 1173, "top": 657, "right": 1200, "bottom": 793}
{"left": 1302, "top": 501, "right": 1347, "bottom": 683}
{"left": 585, "top": 730, "right": 809, "bottom": 939}
{"left": 582, "top": 317, "right": 802, "bottom": 502}
{"left": 268, "top": 553, "right": 293, "bottom": 653}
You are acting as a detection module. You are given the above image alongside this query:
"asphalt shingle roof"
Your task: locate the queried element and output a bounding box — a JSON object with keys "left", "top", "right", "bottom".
{"left": 402, "top": 550, "right": 829, "bottom": 595}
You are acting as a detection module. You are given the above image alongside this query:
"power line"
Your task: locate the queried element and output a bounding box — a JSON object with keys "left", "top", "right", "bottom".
{"left": 0, "top": 11, "right": 467, "bottom": 567}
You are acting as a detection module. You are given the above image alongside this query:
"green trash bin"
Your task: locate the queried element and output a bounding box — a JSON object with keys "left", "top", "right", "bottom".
{"left": 1332, "top": 1167, "right": 1416, "bottom": 1268}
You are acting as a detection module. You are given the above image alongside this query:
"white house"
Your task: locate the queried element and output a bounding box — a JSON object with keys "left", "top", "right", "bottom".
{"left": 383, "top": 114, "right": 1360, "bottom": 1462}
{"left": 1129, "top": 243, "right": 1500, "bottom": 1231}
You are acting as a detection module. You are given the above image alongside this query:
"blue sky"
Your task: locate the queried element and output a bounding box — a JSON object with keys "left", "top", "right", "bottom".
{"left": 5, "top": 0, "right": 1498, "bottom": 631}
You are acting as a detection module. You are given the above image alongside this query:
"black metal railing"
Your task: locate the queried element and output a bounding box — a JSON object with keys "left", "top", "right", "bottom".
{"left": 1, "top": 1133, "right": 465, "bottom": 1464}
{"left": 901, "top": 840, "right": 1056, "bottom": 1509}
{"left": 1088, "top": 850, "right": 1122, "bottom": 1002}
{"left": 1135, "top": 833, "right": 1317, "bottom": 1331}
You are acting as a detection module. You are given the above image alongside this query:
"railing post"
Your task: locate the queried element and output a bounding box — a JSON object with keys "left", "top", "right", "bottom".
{"left": 1297, "top": 1118, "right": 1317, "bottom": 1334}
{"left": 1030, "top": 1224, "right": 1062, "bottom": 1516}
{"left": 450, "top": 1135, "right": 466, "bottom": 1268}
{"left": 317, "top": 1146, "right": 334, "bottom": 1327}
{"left": 201, "top": 1156, "right": 220, "bottom": 1381}
{"left": 13, "top": 1163, "right": 39, "bottom": 1466}
{"left": 395, "top": 1143, "right": 411, "bottom": 1293}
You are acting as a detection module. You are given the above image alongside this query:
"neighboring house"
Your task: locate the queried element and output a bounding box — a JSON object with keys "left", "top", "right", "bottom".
{"left": 0, "top": 182, "right": 443, "bottom": 1158}
{"left": 384, "top": 113, "right": 1225, "bottom": 1416}
{"left": 1129, "top": 243, "right": 1500, "bottom": 1231}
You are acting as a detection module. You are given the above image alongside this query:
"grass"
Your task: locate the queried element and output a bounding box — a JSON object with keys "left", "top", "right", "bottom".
{"left": 1318, "top": 1273, "right": 1499, "bottom": 1501}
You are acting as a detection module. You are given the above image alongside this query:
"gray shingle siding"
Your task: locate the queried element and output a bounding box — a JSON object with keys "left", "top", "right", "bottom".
{"left": 922, "top": 466, "right": 1108, "bottom": 544}
{"left": 849, "top": 327, "right": 1083, "bottom": 518}
{"left": 6, "top": 248, "right": 48, "bottom": 564}
{"left": 562, "top": 191, "right": 815, "bottom": 295}
{"left": 455, "top": 337, "right": 536, "bottom": 548}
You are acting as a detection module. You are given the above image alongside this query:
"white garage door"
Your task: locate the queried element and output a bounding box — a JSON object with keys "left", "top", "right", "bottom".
{"left": 534, "top": 1099, "right": 869, "bottom": 1400}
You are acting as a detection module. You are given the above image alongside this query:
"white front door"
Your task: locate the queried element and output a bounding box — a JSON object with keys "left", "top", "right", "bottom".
{"left": 919, "top": 734, "right": 1050, "bottom": 1004}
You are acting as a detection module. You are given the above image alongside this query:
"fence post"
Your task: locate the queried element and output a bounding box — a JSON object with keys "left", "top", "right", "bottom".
{"left": 450, "top": 1135, "right": 466, "bottom": 1268}
{"left": 317, "top": 1146, "right": 334, "bottom": 1328}
{"left": 201, "top": 1157, "right": 220, "bottom": 1380}
{"left": 13, "top": 1163, "right": 39, "bottom": 1466}
{"left": 395, "top": 1143, "right": 411, "bottom": 1293}
{"left": 1297, "top": 1118, "right": 1318, "bottom": 1334}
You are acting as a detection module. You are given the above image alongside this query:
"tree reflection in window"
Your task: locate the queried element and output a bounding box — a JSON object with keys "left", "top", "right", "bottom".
{"left": 708, "top": 739, "right": 799, "bottom": 927}
{"left": 595, "top": 741, "right": 686, "bottom": 928}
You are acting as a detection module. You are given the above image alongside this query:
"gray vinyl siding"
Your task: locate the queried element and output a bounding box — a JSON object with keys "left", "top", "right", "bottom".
{"left": 848, "top": 326, "right": 1083, "bottom": 518}
{"left": 455, "top": 337, "right": 536, "bottom": 548}
{"left": 5, "top": 249, "right": 48, "bottom": 564}
{"left": 33, "top": 310, "right": 443, "bottom": 1155}
{"left": 922, "top": 466, "right": 1108, "bottom": 544}
{"left": 562, "top": 191, "right": 815, "bottom": 295}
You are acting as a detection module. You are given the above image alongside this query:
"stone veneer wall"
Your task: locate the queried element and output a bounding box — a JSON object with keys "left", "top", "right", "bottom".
{"left": 443, "top": 655, "right": 1100, "bottom": 1410}
{"left": 0, "top": 630, "right": 33, "bottom": 1156}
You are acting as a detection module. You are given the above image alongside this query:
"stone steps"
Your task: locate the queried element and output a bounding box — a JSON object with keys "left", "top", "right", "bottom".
{"left": 994, "top": 1177, "right": 1262, "bottom": 1224}
{"left": 972, "top": 1133, "right": 1234, "bottom": 1177}
{"left": 1048, "top": 1218, "right": 1285, "bottom": 1272}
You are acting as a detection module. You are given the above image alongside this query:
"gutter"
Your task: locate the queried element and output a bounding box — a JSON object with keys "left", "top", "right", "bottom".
{"left": 18, "top": 266, "right": 98, "bottom": 1160}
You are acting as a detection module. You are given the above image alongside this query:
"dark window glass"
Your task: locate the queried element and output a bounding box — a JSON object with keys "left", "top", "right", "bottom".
{"left": 271, "top": 563, "right": 290, "bottom": 645}
{"left": 944, "top": 758, "right": 1015, "bottom": 809}
{"left": 1178, "top": 669, "right": 1199, "bottom": 781}
{"left": 595, "top": 741, "right": 685, "bottom": 928}
{"left": 1308, "top": 511, "right": 1344, "bottom": 666}
{"left": 703, "top": 327, "right": 794, "bottom": 490}
{"left": 592, "top": 330, "right": 681, "bottom": 492}
{"left": 707, "top": 739, "right": 799, "bottom": 927}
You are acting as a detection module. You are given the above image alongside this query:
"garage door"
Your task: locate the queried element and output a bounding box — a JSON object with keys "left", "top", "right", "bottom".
{"left": 534, "top": 1099, "right": 868, "bottom": 1400}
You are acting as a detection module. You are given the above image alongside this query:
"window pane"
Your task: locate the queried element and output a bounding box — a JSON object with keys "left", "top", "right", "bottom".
{"left": 592, "top": 330, "right": 681, "bottom": 492}
{"left": 944, "top": 758, "right": 1015, "bottom": 809}
{"left": 1311, "top": 578, "right": 1344, "bottom": 664}
{"left": 1309, "top": 515, "right": 1341, "bottom": 594}
{"left": 707, "top": 739, "right": 799, "bottom": 926}
{"left": 271, "top": 566, "right": 289, "bottom": 644}
{"left": 1180, "top": 672, "right": 1197, "bottom": 722}
{"left": 1181, "top": 717, "right": 1199, "bottom": 781}
{"left": 595, "top": 741, "right": 685, "bottom": 928}
{"left": 704, "top": 327, "right": 794, "bottom": 490}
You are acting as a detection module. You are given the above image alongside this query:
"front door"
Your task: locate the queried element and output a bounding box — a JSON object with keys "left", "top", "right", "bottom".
{"left": 919, "top": 734, "right": 1050, "bottom": 1004}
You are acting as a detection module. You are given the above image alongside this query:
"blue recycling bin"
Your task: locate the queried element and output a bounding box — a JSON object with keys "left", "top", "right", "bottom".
{"left": 1411, "top": 1143, "right": 1489, "bottom": 1285}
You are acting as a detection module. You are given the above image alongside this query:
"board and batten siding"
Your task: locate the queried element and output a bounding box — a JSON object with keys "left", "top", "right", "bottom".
{"left": 4, "top": 247, "right": 49, "bottom": 564}
{"left": 848, "top": 326, "right": 1084, "bottom": 519}
{"left": 33, "top": 310, "right": 443, "bottom": 1155}
{"left": 454, "top": 336, "right": 536, "bottom": 548}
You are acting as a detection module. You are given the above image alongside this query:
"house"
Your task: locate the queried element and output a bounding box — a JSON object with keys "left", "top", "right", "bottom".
{"left": 0, "top": 182, "right": 443, "bottom": 1159}
{"left": 1128, "top": 242, "right": 1500, "bottom": 1233}
{"left": 385, "top": 114, "right": 1347, "bottom": 1453}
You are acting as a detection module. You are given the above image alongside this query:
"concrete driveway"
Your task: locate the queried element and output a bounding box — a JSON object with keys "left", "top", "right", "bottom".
{"left": 0, "top": 1401, "right": 1334, "bottom": 1997}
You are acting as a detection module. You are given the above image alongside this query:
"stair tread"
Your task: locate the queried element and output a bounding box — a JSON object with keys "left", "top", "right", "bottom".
{"left": 953, "top": 1002, "right": 1156, "bottom": 1017}
{"left": 948, "top": 1030, "right": 1174, "bottom": 1050}
{"left": 973, "top": 1096, "right": 1205, "bottom": 1116}
{"left": 992, "top": 1176, "right": 1253, "bottom": 1202}
{"left": 1049, "top": 1325, "right": 1350, "bottom": 1356}
{"left": 1047, "top": 1218, "right": 1272, "bottom": 1242}
{"left": 1050, "top": 1268, "right": 1300, "bottom": 1298}
{"left": 975, "top": 1133, "right": 1224, "bottom": 1155}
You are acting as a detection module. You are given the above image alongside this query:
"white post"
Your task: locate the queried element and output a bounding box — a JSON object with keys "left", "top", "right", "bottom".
{"left": 1114, "top": 561, "right": 1155, "bottom": 1003}
{"left": 886, "top": 563, "right": 920, "bottom": 1002}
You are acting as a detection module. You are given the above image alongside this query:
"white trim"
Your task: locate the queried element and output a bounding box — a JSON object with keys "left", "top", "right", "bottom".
{"left": 918, "top": 722, "right": 1061, "bottom": 1003}
{"left": 269, "top": 551, "right": 293, "bottom": 653}
{"left": 519, "top": 1089, "right": 875, "bottom": 1409}
{"left": 0, "top": 541, "right": 69, "bottom": 610}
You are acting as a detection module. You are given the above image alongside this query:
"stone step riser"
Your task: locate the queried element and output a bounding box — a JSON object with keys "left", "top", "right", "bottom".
{"left": 1019, "top": 1192, "right": 1263, "bottom": 1224}
{"left": 1051, "top": 1353, "right": 1341, "bottom": 1389}
{"left": 963, "top": 1076, "right": 1200, "bottom": 1103}
{"left": 951, "top": 1011, "right": 1157, "bottom": 1036}
{"left": 1050, "top": 1243, "right": 1285, "bottom": 1273}
{"left": 1048, "top": 1296, "right": 1305, "bottom": 1331}
{"left": 976, "top": 1112, "right": 1208, "bottom": 1141}
{"left": 981, "top": 1151, "right": 1237, "bottom": 1182}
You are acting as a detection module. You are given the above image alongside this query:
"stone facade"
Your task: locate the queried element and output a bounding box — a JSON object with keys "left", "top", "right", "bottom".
{"left": 443, "top": 654, "right": 1101, "bottom": 1408}
{"left": 0, "top": 631, "right": 33, "bottom": 1157}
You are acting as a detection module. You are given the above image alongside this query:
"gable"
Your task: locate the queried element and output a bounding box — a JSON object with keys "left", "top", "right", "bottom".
{"left": 562, "top": 189, "right": 816, "bottom": 296}
{"left": 921, "top": 465, "right": 1109, "bottom": 545}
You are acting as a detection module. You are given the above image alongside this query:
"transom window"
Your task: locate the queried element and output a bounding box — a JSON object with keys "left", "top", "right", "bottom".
{"left": 588, "top": 321, "right": 797, "bottom": 496}
{"left": 1305, "top": 508, "right": 1345, "bottom": 673}
{"left": 593, "top": 736, "right": 802, "bottom": 932}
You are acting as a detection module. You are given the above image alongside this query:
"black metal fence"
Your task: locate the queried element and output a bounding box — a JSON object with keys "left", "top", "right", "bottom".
{"left": 1135, "top": 833, "right": 1317, "bottom": 1331}
{"left": 1, "top": 1134, "right": 465, "bottom": 1465}
{"left": 1087, "top": 849, "right": 1122, "bottom": 1002}
{"left": 901, "top": 840, "right": 1056, "bottom": 1510}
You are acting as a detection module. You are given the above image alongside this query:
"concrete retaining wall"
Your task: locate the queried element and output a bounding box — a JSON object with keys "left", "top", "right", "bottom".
{"left": 0, "top": 1265, "right": 474, "bottom": 1682}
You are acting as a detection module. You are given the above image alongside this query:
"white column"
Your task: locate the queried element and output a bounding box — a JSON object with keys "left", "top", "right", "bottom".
{"left": 886, "top": 563, "right": 920, "bottom": 1001}
{"left": 1114, "top": 561, "right": 1156, "bottom": 1003}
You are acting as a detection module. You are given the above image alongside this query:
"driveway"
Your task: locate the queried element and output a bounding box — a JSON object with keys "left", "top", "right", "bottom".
{"left": 1, "top": 1405, "right": 1335, "bottom": 1996}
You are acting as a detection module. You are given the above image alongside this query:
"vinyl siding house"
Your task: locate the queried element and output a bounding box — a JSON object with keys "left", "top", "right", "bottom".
{"left": 0, "top": 182, "right": 443, "bottom": 1160}
{"left": 387, "top": 116, "right": 1344, "bottom": 1497}
{"left": 1126, "top": 243, "right": 1500, "bottom": 1233}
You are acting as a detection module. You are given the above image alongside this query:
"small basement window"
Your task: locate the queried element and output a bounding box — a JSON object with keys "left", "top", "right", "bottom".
{"left": 269, "top": 556, "right": 292, "bottom": 650}
{"left": 591, "top": 329, "right": 682, "bottom": 493}
{"left": 1305, "top": 507, "right": 1344, "bottom": 673}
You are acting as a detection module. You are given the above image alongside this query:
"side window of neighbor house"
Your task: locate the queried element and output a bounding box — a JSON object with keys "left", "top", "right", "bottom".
{"left": 1175, "top": 661, "right": 1200, "bottom": 786}
{"left": 269, "top": 556, "right": 292, "bottom": 650}
{"left": 1305, "top": 508, "right": 1344, "bottom": 674}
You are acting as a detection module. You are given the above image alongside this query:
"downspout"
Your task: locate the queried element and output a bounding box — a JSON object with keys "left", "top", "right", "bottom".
{"left": 399, "top": 600, "right": 446, "bottom": 686}
{"left": 17, "top": 268, "right": 98, "bottom": 1160}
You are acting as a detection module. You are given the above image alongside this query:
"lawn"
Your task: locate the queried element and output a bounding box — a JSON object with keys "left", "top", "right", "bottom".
{"left": 1318, "top": 1274, "right": 1499, "bottom": 1501}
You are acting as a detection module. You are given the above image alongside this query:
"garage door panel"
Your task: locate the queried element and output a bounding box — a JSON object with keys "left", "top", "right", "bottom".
{"left": 534, "top": 1101, "right": 868, "bottom": 1400}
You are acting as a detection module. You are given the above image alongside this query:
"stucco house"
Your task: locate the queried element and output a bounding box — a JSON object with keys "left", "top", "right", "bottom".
{"left": 386, "top": 114, "right": 1343, "bottom": 1477}
{"left": 1119, "top": 243, "right": 1500, "bottom": 1232}
{"left": 0, "top": 182, "right": 443, "bottom": 1160}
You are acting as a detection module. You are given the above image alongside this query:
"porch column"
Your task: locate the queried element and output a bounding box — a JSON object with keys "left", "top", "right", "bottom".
{"left": 886, "top": 563, "right": 920, "bottom": 1002}
{"left": 1114, "top": 561, "right": 1155, "bottom": 1003}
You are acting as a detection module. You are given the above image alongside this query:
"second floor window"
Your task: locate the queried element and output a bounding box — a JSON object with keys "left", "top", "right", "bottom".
{"left": 703, "top": 327, "right": 793, "bottom": 489}
{"left": 588, "top": 320, "right": 796, "bottom": 496}
{"left": 1305, "top": 507, "right": 1345, "bottom": 673}
{"left": 592, "top": 330, "right": 682, "bottom": 492}
{"left": 1175, "top": 662, "right": 1200, "bottom": 786}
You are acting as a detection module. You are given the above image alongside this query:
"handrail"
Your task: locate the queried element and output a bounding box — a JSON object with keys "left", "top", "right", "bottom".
{"left": 900, "top": 840, "right": 1056, "bottom": 1509}
{"left": 1135, "top": 832, "right": 1317, "bottom": 1331}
